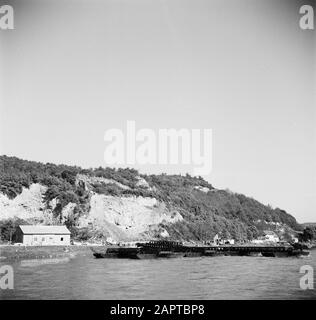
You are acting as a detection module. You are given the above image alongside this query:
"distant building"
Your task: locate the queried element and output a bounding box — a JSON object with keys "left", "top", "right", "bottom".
{"left": 223, "top": 239, "right": 235, "bottom": 245}
{"left": 263, "top": 231, "right": 279, "bottom": 243}
{"left": 213, "top": 234, "right": 235, "bottom": 245}
{"left": 15, "top": 225, "right": 71, "bottom": 246}
{"left": 251, "top": 239, "right": 265, "bottom": 244}
{"left": 213, "top": 234, "right": 220, "bottom": 245}
{"left": 251, "top": 231, "right": 280, "bottom": 244}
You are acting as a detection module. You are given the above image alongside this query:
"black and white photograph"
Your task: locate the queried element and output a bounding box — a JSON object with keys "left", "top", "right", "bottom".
{"left": 0, "top": 0, "right": 315, "bottom": 308}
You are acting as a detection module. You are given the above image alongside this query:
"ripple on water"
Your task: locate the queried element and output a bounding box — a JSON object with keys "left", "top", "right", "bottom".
{"left": 1, "top": 251, "right": 316, "bottom": 299}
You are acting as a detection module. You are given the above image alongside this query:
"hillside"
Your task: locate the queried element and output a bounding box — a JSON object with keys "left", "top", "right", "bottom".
{"left": 0, "top": 155, "right": 301, "bottom": 242}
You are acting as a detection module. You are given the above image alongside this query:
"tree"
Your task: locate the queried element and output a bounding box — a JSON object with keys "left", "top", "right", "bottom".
{"left": 301, "top": 227, "right": 315, "bottom": 242}
{"left": 61, "top": 170, "right": 77, "bottom": 185}
{"left": 0, "top": 219, "right": 28, "bottom": 242}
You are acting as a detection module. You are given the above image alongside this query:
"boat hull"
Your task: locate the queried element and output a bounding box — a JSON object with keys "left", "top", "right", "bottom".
{"left": 183, "top": 252, "right": 203, "bottom": 258}
{"left": 93, "top": 252, "right": 119, "bottom": 259}
{"left": 158, "top": 251, "right": 185, "bottom": 258}
{"left": 91, "top": 241, "right": 311, "bottom": 260}
{"left": 133, "top": 253, "right": 158, "bottom": 259}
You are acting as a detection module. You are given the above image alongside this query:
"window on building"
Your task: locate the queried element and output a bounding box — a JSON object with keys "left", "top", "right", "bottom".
{"left": 61, "top": 237, "right": 63, "bottom": 241}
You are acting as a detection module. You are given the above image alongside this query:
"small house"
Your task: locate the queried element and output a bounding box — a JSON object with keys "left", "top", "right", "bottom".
{"left": 212, "top": 234, "right": 235, "bottom": 245}
{"left": 223, "top": 239, "right": 235, "bottom": 245}
{"left": 15, "top": 225, "right": 71, "bottom": 246}
{"left": 213, "top": 234, "right": 220, "bottom": 245}
{"left": 263, "top": 231, "right": 280, "bottom": 243}
{"left": 251, "top": 239, "right": 265, "bottom": 244}
{"left": 251, "top": 231, "right": 280, "bottom": 244}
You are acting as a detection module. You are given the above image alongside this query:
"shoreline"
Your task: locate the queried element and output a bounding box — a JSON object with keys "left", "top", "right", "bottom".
{"left": 1, "top": 242, "right": 314, "bottom": 262}
{"left": 0, "top": 245, "right": 99, "bottom": 262}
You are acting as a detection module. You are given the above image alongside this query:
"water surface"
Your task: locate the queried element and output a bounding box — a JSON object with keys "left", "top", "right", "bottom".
{"left": 1, "top": 250, "right": 316, "bottom": 299}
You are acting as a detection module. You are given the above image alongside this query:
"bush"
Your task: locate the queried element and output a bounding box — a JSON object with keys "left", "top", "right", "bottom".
{"left": 0, "top": 219, "right": 29, "bottom": 242}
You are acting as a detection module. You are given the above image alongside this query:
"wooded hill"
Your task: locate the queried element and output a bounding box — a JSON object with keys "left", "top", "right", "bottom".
{"left": 0, "top": 155, "right": 301, "bottom": 242}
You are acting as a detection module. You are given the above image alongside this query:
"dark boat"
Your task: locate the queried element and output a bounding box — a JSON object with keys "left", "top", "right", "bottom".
{"left": 157, "top": 251, "right": 185, "bottom": 258}
{"left": 288, "top": 250, "right": 310, "bottom": 257}
{"left": 91, "top": 246, "right": 139, "bottom": 259}
{"left": 93, "top": 252, "right": 120, "bottom": 258}
{"left": 261, "top": 248, "right": 310, "bottom": 258}
{"left": 245, "top": 252, "right": 262, "bottom": 257}
{"left": 183, "top": 252, "right": 203, "bottom": 258}
{"left": 91, "top": 240, "right": 311, "bottom": 259}
{"left": 204, "top": 250, "right": 218, "bottom": 256}
{"left": 136, "top": 240, "right": 186, "bottom": 252}
{"left": 133, "top": 253, "right": 159, "bottom": 259}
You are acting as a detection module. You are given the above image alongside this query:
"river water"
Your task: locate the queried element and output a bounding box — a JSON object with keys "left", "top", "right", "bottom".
{"left": 1, "top": 250, "right": 316, "bottom": 300}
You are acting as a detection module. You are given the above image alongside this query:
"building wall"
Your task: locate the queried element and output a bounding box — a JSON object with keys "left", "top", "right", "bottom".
{"left": 251, "top": 239, "right": 264, "bottom": 244}
{"left": 265, "top": 235, "right": 279, "bottom": 243}
{"left": 22, "top": 234, "right": 70, "bottom": 246}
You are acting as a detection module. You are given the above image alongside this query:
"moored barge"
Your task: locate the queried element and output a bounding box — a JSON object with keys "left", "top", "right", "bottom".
{"left": 91, "top": 240, "right": 311, "bottom": 259}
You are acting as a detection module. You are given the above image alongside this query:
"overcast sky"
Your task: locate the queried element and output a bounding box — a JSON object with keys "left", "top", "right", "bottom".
{"left": 0, "top": 0, "right": 315, "bottom": 222}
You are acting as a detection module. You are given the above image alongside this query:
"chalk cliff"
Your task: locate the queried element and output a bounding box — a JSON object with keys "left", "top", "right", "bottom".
{"left": 0, "top": 155, "right": 301, "bottom": 242}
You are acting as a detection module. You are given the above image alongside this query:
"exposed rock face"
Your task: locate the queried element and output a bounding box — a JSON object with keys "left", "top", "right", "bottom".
{"left": 194, "top": 185, "right": 210, "bottom": 193}
{"left": 0, "top": 182, "right": 183, "bottom": 241}
{"left": 78, "top": 194, "right": 183, "bottom": 241}
{"left": 76, "top": 174, "right": 131, "bottom": 190}
{"left": 0, "top": 184, "right": 79, "bottom": 225}
{"left": 0, "top": 184, "right": 47, "bottom": 221}
{"left": 135, "top": 176, "right": 151, "bottom": 189}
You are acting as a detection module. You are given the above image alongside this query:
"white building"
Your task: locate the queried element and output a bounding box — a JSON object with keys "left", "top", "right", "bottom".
{"left": 251, "top": 239, "right": 265, "bottom": 244}
{"left": 263, "top": 231, "right": 280, "bottom": 243}
{"left": 251, "top": 231, "right": 280, "bottom": 244}
{"left": 223, "top": 239, "right": 235, "bottom": 245}
{"left": 213, "top": 234, "right": 235, "bottom": 245}
{"left": 213, "top": 234, "right": 220, "bottom": 245}
{"left": 15, "top": 225, "right": 71, "bottom": 246}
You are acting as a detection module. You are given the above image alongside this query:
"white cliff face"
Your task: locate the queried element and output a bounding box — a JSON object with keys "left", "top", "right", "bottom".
{"left": 0, "top": 183, "right": 77, "bottom": 225}
{"left": 76, "top": 174, "right": 131, "bottom": 190}
{"left": 79, "top": 194, "right": 183, "bottom": 240}
{"left": 0, "top": 183, "right": 47, "bottom": 221}
{"left": 0, "top": 181, "right": 183, "bottom": 242}
{"left": 194, "top": 186, "right": 210, "bottom": 193}
{"left": 135, "top": 176, "right": 151, "bottom": 189}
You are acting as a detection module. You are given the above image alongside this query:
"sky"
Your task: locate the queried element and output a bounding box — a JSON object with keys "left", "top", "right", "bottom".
{"left": 0, "top": 0, "right": 315, "bottom": 222}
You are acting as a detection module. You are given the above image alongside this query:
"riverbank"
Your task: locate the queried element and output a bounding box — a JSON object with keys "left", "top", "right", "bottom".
{"left": 1, "top": 242, "right": 312, "bottom": 262}
{"left": 0, "top": 245, "right": 100, "bottom": 262}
